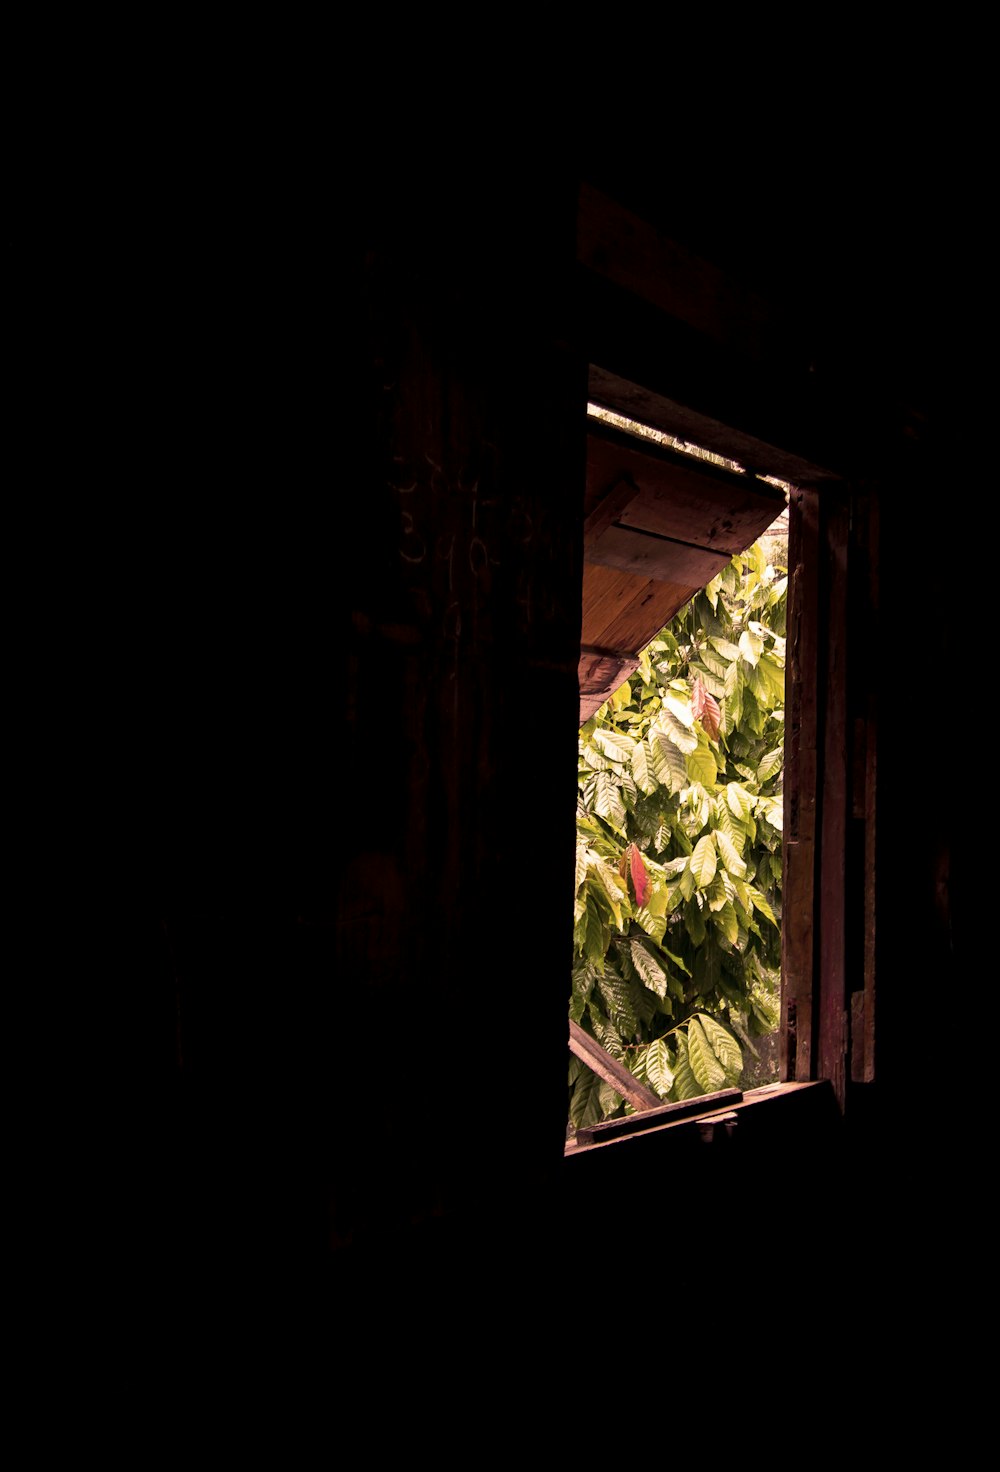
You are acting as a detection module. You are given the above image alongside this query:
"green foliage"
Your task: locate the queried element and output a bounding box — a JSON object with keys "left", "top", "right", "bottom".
{"left": 570, "top": 538, "right": 786, "bottom": 1131}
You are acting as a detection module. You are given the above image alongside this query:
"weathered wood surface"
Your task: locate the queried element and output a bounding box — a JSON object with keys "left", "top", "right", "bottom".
{"left": 586, "top": 421, "right": 786, "bottom": 552}
{"left": 588, "top": 366, "right": 843, "bottom": 493}
{"left": 862, "top": 493, "right": 879, "bottom": 1083}
{"left": 781, "top": 489, "right": 820, "bottom": 1081}
{"left": 587, "top": 524, "right": 729, "bottom": 584}
{"left": 575, "top": 1087, "right": 743, "bottom": 1145}
{"left": 818, "top": 499, "right": 850, "bottom": 1107}
{"left": 568, "top": 1019, "right": 662, "bottom": 1113}
{"left": 577, "top": 180, "right": 797, "bottom": 368}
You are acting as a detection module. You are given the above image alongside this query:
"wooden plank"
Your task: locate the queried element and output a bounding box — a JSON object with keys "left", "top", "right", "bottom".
{"left": 588, "top": 523, "right": 729, "bottom": 584}
{"left": 817, "top": 498, "right": 850, "bottom": 1108}
{"left": 575, "top": 1087, "right": 743, "bottom": 1144}
{"left": 578, "top": 651, "right": 638, "bottom": 722}
{"left": 781, "top": 489, "right": 820, "bottom": 1081}
{"left": 568, "top": 1019, "right": 662, "bottom": 1113}
{"left": 863, "top": 494, "right": 879, "bottom": 1082}
{"left": 587, "top": 422, "right": 786, "bottom": 552}
{"left": 583, "top": 473, "right": 640, "bottom": 542}
{"left": 588, "top": 366, "right": 843, "bottom": 492}
{"left": 577, "top": 180, "right": 795, "bottom": 366}
{"left": 581, "top": 563, "right": 694, "bottom": 651}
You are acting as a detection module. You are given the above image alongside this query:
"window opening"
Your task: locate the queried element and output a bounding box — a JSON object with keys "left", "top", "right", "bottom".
{"left": 569, "top": 407, "right": 791, "bottom": 1144}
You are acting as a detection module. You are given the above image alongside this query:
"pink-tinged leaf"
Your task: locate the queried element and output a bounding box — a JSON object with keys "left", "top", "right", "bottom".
{"left": 702, "top": 692, "right": 722, "bottom": 741}
{"left": 692, "top": 678, "right": 706, "bottom": 722}
{"left": 629, "top": 844, "right": 649, "bottom": 907}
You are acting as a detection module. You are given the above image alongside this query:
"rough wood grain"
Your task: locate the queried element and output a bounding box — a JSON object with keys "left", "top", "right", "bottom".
{"left": 569, "top": 1019, "right": 662, "bottom": 1113}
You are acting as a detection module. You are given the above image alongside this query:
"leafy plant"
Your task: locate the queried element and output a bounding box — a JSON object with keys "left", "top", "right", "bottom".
{"left": 569, "top": 538, "right": 787, "bottom": 1132}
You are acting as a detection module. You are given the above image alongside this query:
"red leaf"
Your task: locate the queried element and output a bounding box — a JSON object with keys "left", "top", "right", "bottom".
{"left": 702, "top": 692, "right": 722, "bottom": 741}
{"left": 629, "top": 843, "right": 649, "bottom": 907}
{"left": 692, "top": 677, "right": 706, "bottom": 722}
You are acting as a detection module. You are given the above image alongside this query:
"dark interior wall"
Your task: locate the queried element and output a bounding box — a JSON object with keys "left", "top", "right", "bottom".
{"left": 115, "top": 135, "right": 973, "bottom": 1354}
{"left": 130, "top": 160, "right": 587, "bottom": 1300}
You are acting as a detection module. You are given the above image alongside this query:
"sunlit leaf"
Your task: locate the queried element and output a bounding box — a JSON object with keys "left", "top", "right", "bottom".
{"left": 698, "top": 1014, "right": 743, "bottom": 1081}
{"left": 671, "top": 1033, "right": 703, "bottom": 1100}
{"left": 664, "top": 692, "right": 694, "bottom": 729}
{"left": 631, "top": 738, "right": 658, "bottom": 796}
{"left": 592, "top": 727, "right": 637, "bottom": 764}
{"left": 629, "top": 937, "right": 668, "bottom": 999}
{"left": 715, "top": 829, "right": 748, "bottom": 878}
{"left": 726, "top": 783, "right": 754, "bottom": 820}
{"left": 690, "top": 834, "right": 718, "bottom": 888}
{"left": 686, "top": 733, "right": 718, "bottom": 788}
{"left": 687, "top": 1016, "right": 728, "bottom": 1091}
{"left": 713, "top": 900, "right": 740, "bottom": 946}
{"left": 757, "top": 747, "right": 783, "bottom": 784}
{"left": 644, "top": 1037, "right": 676, "bottom": 1097}
{"left": 739, "top": 630, "right": 763, "bottom": 667}
{"left": 709, "top": 637, "right": 741, "bottom": 662}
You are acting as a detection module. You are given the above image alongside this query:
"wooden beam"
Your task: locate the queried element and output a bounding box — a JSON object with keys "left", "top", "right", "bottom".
{"left": 569, "top": 1019, "right": 662, "bottom": 1113}
{"left": 587, "top": 524, "right": 730, "bottom": 584}
{"left": 575, "top": 1087, "right": 743, "bottom": 1145}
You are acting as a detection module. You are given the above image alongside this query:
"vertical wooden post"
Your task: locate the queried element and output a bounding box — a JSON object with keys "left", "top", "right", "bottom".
{"left": 781, "top": 489, "right": 820, "bottom": 1082}
{"left": 817, "top": 498, "right": 850, "bottom": 1107}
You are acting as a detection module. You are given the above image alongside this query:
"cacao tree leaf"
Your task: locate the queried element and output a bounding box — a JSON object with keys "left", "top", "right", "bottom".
{"left": 629, "top": 844, "right": 650, "bottom": 907}
{"left": 592, "top": 727, "right": 637, "bottom": 764}
{"left": 715, "top": 829, "right": 748, "bottom": 878}
{"left": 710, "top": 637, "right": 741, "bottom": 662}
{"left": 701, "top": 691, "right": 722, "bottom": 741}
{"left": 726, "top": 783, "right": 754, "bottom": 820}
{"left": 665, "top": 692, "right": 695, "bottom": 729}
{"left": 629, "top": 937, "right": 668, "bottom": 999}
{"left": 739, "top": 630, "right": 763, "bottom": 666}
{"left": 686, "top": 733, "right": 718, "bottom": 788}
{"left": 644, "top": 1037, "right": 675, "bottom": 1097}
{"left": 697, "top": 1013, "right": 743, "bottom": 1082}
{"left": 690, "top": 834, "right": 718, "bottom": 888}
{"left": 687, "top": 1016, "right": 728, "bottom": 1091}
{"left": 713, "top": 900, "right": 740, "bottom": 946}
{"left": 757, "top": 746, "right": 783, "bottom": 784}
{"left": 671, "top": 1033, "right": 703, "bottom": 1100}
{"left": 631, "top": 738, "right": 658, "bottom": 796}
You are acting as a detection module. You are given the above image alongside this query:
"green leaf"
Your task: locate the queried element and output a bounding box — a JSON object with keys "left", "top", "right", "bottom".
{"left": 664, "top": 692, "right": 694, "bottom": 729}
{"left": 757, "top": 747, "right": 783, "bottom": 784}
{"left": 698, "top": 647, "right": 729, "bottom": 680}
{"left": 686, "top": 732, "right": 718, "bottom": 787}
{"left": 687, "top": 1016, "right": 728, "bottom": 1092}
{"left": 598, "top": 969, "right": 640, "bottom": 1038}
{"left": 589, "top": 771, "right": 626, "bottom": 830}
{"left": 726, "top": 783, "right": 754, "bottom": 820}
{"left": 684, "top": 899, "right": 707, "bottom": 944}
{"left": 644, "top": 1037, "right": 675, "bottom": 1098}
{"left": 629, "top": 937, "right": 669, "bottom": 999}
{"left": 592, "top": 727, "right": 637, "bottom": 764}
{"left": 631, "top": 738, "right": 658, "bottom": 796}
{"left": 569, "top": 1065, "right": 604, "bottom": 1130}
{"left": 690, "top": 834, "right": 718, "bottom": 888}
{"left": 709, "top": 637, "right": 741, "bottom": 662}
{"left": 739, "top": 630, "right": 763, "bottom": 667}
{"left": 671, "top": 1033, "right": 703, "bottom": 1101}
{"left": 715, "top": 829, "right": 748, "bottom": 878}
{"left": 697, "top": 1014, "right": 743, "bottom": 1082}
{"left": 649, "top": 731, "right": 689, "bottom": 789}
{"left": 656, "top": 709, "right": 698, "bottom": 755}
{"left": 586, "top": 855, "right": 626, "bottom": 927}
{"left": 748, "top": 889, "right": 778, "bottom": 927}
{"left": 713, "top": 900, "right": 740, "bottom": 946}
